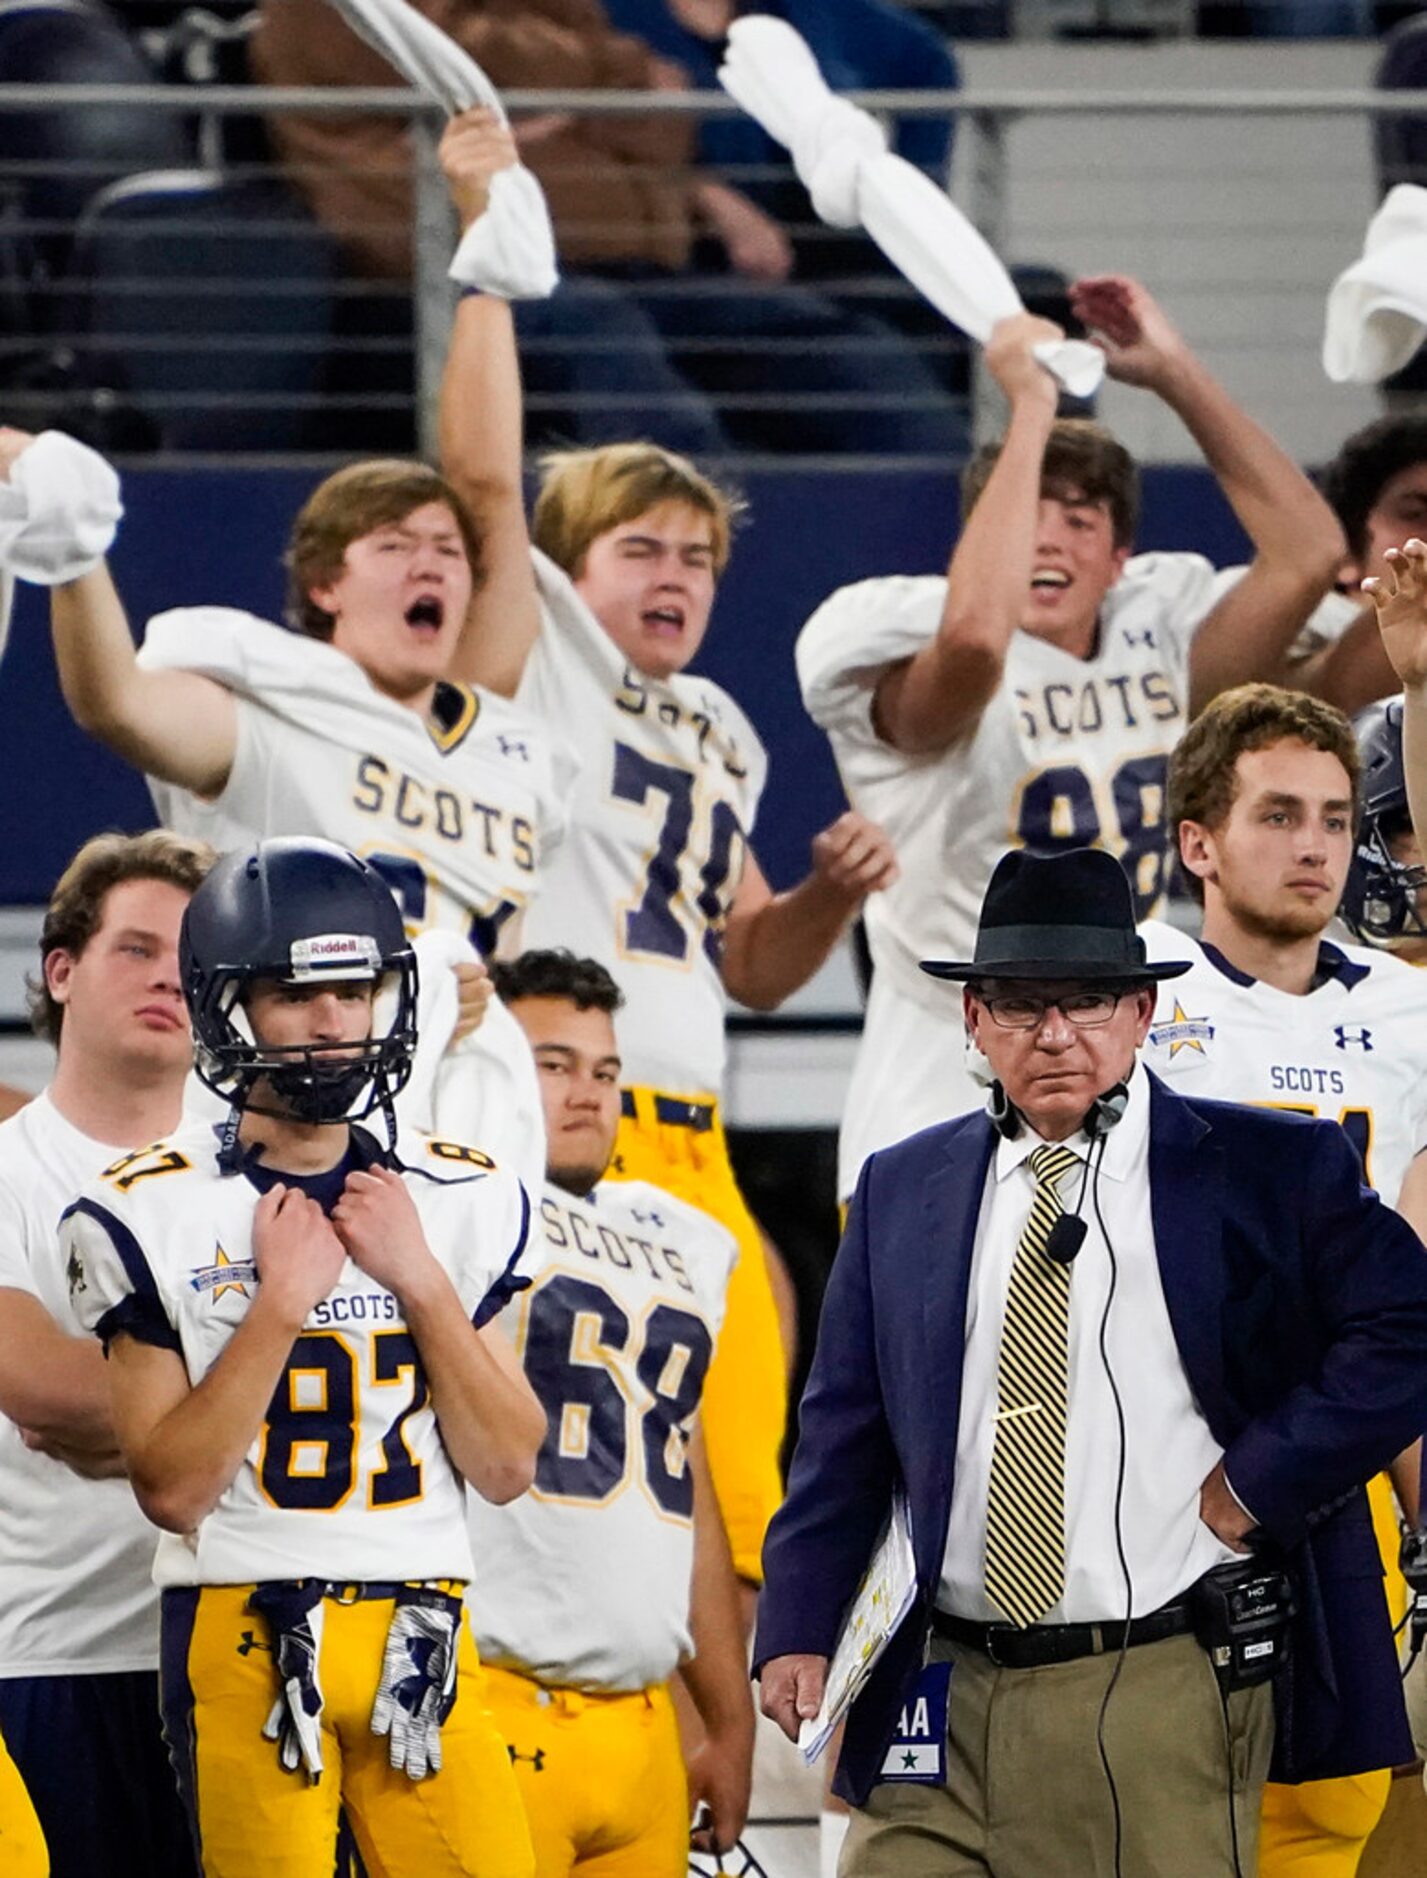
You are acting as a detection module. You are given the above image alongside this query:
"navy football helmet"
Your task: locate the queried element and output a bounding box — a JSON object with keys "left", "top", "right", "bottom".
{"left": 1341, "top": 696, "right": 1427, "bottom": 945}
{"left": 180, "top": 838, "right": 418, "bottom": 1129}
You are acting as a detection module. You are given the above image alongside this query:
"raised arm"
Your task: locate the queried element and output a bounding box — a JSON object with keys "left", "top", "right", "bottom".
{"left": 437, "top": 111, "right": 543, "bottom": 700}
{"left": 871, "top": 314, "right": 1060, "bottom": 756}
{"left": 1366, "top": 538, "right": 1427, "bottom": 845}
{"left": 719, "top": 817, "right": 898, "bottom": 1012}
{"left": 50, "top": 567, "right": 236, "bottom": 795}
{"left": 1286, "top": 601, "right": 1400, "bottom": 716}
{"left": 0, "top": 429, "right": 236, "bottom": 794}
{"left": 1070, "top": 276, "right": 1345, "bottom": 713}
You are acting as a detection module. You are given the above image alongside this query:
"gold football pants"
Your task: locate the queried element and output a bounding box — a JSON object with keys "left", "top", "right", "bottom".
{"left": 481, "top": 1664, "right": 688, "bottom": 1878}
{"left": 0, "top": 1724, "right": 45, "bottom": 1876}
{"left": 161, "top": 1584, "right": 534, "bottom": 1878}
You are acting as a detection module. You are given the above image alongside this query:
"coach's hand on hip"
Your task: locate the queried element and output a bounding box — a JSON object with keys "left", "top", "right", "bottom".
{"left": 760, "top": 1653, "right": 828, "bottom": 1743}
{"left": 1198, "top": 1458, "right": 1257, "bottom": 1554}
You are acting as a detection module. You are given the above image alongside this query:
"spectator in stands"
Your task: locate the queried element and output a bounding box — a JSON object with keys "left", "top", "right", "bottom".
{"left": 599, "top": 0, "right": 973, "bottom": 404}
{"left": 600, "top": 0, "right": 958, "bottom": 228}
{"left": 251, "top": 0, "right": 966, "bottom": 457}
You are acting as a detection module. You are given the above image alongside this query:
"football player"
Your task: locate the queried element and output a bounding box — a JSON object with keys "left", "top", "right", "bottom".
{"left": 61, "top": 837, "right": 545, "bottom": 1878}
{"left": 471, "top": 948, "right": 751, "bottom": 1876}
{"left": 0, "top": 829, "right": 212, "bottom": 1878}
{"left": 793, "top": 291, "right": 1347, "bottom": 1208}
{"left": 436, "top": 110, "right": 898, "bottom": 1592}
{"left": 0, "top": 426, "right": 571, "bottom": 963}
{"left": 1141, "top": 682, "right": 1426, "bottom": 1878}
{"left": 1282, "top": 415, "right": 1427, "bottom": 715}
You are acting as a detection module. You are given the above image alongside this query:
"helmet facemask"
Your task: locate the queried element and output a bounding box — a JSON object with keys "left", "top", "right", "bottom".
{"left": 191, "top": 940, "right": 418, "bottom": 1130}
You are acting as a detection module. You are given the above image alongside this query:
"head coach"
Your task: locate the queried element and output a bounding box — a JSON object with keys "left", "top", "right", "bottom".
{"left": 755, "top": 847, "right": 1427, "bottom": 1877}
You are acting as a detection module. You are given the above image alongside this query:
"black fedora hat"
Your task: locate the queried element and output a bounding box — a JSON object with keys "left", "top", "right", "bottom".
{"left": 920, "top": 849, "right": 1192, "bottom": 984}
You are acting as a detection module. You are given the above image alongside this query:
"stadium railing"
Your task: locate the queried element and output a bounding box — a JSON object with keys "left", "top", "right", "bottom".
{"left": 2, "top": 72, "right": 1420, "bottom": 468}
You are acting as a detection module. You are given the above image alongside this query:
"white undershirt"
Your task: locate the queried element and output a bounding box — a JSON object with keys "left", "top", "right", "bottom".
{"left": 938, "top": 1062, "right": 1237, "bottom": 1622}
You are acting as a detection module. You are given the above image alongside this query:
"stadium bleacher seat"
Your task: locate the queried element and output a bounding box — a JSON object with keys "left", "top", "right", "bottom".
{"left": 0, "top": 0, "right": 192, "bottom": 231}
{"left": 64, "top": 168, "right": 337, "bottom": 450}
{"left": 1375, "top": 9, "right": 1427, "bottom": 192}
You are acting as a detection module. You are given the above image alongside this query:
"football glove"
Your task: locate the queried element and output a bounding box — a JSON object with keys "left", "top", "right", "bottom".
{"left": 247, "top": 1580, "right": 327, "bottom": 1782}
{"left": 370, "top": 1587, "right": 462, "bottom": 1780}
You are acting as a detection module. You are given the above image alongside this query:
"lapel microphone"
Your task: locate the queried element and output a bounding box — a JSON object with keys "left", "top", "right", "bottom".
{"left": 988, "top": 1081, "right": 1130, "bottom": 1266}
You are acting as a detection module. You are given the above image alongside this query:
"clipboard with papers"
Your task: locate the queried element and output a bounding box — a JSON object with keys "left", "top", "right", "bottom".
{"left": 797, "top": 1491, "right": 918, "bottom": 1765}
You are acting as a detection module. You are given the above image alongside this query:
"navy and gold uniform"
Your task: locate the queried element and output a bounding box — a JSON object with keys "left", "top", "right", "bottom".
{"left": 138, "top": 605, "right": 573, "bottom": 958}
{"left": 519, "top": 551, "right": 785, "bottom": 1582}
{"left": 62, "top": 1122, "right": 537, "bottom": 1878}
{"left": 1144, "top": 919, "right": 1427, "bottom": 1878}
{"left": 470, "top": 1175, "right": 735, "bottom": 1876}
{"left": 798, "top": 555, "right": 1227, "bottom": 1201}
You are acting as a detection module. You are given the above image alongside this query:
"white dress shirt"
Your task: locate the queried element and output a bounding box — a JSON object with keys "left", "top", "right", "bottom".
{"left": 938, "top": 1061, "right": 1238, "bottom": 1622}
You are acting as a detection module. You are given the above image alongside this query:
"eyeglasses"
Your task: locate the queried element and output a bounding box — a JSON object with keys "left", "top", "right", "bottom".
{"left": 978, "top": 990, "right": 1127, "bottom": 1031}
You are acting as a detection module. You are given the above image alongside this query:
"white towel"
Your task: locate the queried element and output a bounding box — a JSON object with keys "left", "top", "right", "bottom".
{"left": 0, "top": 430, "right": 122, "bottom": 585}
{"left": 1324, "top": 184, "right": 1427, "bottom": 386}
{"left": 321, "top": 0, "right": 558, "bottom": 300}
{"left": 719, "top": 17, "right": 1103, "bottom": 399}
{"left": 396, "top": 930, "right": 548, "bottom": 1201}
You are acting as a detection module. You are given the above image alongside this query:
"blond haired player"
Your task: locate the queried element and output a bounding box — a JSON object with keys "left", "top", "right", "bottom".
{"left": 1143, "top": 683, "right": 1426, "bottom": 1878}
{"left": 0, "top": 428, "right": 570, "bottom": 962}
{"left": 795, "top": 292, "right": 1348, "bottom": 1210}
{"left": 62, "top": 838, "right": 544, "bottom": 1878}
{"left": 436, "top": 110, "right": 898, "bottom": 1587}
{"left": 466, "top": 948, "right": 751, "bottom": 1876}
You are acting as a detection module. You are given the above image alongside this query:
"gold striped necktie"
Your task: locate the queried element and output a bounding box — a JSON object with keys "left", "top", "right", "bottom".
{"left": 984, "top": 1140, "right": 1081, "bottom": 1629}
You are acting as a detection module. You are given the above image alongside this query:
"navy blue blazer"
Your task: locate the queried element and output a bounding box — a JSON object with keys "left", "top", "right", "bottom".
{"left": 755, "top": 1073, "right": 1427, "bottom": 1806}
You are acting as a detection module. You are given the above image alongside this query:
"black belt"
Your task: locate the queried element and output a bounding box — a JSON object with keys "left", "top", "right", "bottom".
{"left": 256, "top": 1579, "right": 464, "bottom": 1605}
{"left": 931, "top": 1598, "right": 1194, "bottom": 1669}
{"left": 620, "top": 1091, "right": 715, "bottom": 1132}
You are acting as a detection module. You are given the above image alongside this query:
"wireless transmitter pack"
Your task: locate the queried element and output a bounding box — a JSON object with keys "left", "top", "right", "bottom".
{"left": 1191, "top": 1558, "right": 1296, "bottom": 1693}
{"left": 1400, "top": 1526, "right": 1427, "bottom": 1669}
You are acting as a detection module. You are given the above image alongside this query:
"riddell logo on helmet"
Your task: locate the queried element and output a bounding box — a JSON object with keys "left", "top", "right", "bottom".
{"left": 288, "top": 932, "right": 381, "bottom": 978}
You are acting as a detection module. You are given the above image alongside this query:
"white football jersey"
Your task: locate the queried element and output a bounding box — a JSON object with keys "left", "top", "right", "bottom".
{"left": 469, "top": 1177, "right": 735, "bottom": 1691}
{"left": 64, "top": 1122, "right": 532, "bottom": 1588}
{"left": 138, "top": 608, "right": 575, "bottom": 958}
{"left": 517, "top": 552, "right": 768, "bottom": 1097}
{"left": 797, "top": 554, "right": 1220, "bottom": 1197}
{"left": 1141, "top": 919, "right": 1427, "bottom": 1208}
{"left": 0, "top": 1094, "right": 163, "bottom": 1676}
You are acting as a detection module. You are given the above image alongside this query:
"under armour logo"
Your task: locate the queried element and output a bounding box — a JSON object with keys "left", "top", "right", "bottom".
{"left": 237, "top": 1631, "right": 271, "bottom": 1656}
{"left": 1122, "top": 628, "right": 1157, "bottom": 648}
{"left": 507, "top": 1747, "right": 546, "bottom": 1772}
{"left": 496, "top": 736, "right": 529, "bottom": 762}
{"left": 1333, "top": 1025, "right": 1373, "bottom": 1052}
{"left": 394, "top": 1637, "right": 439, "bottom": 1715}
{"left": 66, "top": 1250, "right": 86, "bottom": 1297}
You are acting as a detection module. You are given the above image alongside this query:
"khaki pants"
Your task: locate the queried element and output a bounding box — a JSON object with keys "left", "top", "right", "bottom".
{"left": 843, "top": 1631, "right": 1274, "bottom": 1878}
